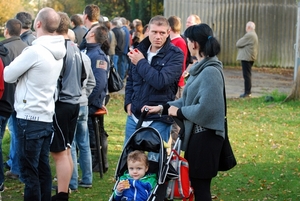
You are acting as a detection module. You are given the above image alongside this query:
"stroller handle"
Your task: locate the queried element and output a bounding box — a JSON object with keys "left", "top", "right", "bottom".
{"left": 136, "top": 107, "right": 149, "bottom": 129}
{"left": 136, "top": 108, "right": 185, "bottom": 141}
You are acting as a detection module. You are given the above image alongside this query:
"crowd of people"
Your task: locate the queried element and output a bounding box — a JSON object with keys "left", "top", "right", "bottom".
{"left": 0, "top": 3, "right": 257, "bottom": 201}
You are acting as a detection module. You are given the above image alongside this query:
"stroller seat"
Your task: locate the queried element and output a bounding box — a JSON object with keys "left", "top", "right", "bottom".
{"left": 109, "top": 126, "right": 178, "bottom": 201}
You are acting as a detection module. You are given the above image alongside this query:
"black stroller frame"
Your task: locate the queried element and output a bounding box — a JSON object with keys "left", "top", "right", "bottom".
{"left": 109, "top": 108, "right": 178, "bottom": 201}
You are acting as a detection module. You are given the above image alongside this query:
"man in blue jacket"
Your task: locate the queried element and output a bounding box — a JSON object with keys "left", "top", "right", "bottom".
{"left": 85, "top": 24, "right": 110, "bottom": 173}
{"left": 125, "top": 15, "right": 184, "bottom": 147}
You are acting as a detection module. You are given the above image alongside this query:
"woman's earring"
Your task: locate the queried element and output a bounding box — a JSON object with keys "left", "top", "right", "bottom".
{"left": 193, "top": 42, "right": 196, "bottom": 49}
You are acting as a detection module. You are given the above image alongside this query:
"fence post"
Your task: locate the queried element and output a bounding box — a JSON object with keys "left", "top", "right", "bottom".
{"left": 294, "top": 2, "right": 300, "bottom": 80}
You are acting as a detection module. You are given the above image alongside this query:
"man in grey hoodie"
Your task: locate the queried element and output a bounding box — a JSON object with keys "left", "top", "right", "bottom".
{"left": 4, "top": 7, "right": 66, "bottom": 201}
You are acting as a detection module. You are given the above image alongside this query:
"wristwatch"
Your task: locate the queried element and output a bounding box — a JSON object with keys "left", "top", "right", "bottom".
{"left": 158, "top": 105, "right": 163, "bottom": 117}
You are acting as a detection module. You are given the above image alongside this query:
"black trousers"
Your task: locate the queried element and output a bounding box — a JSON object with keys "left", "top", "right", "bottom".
{"left": 190, "top": 178, "right": 212, "bottom": 201}
{"left": 241, "top": 60, "right": 254, "bottom": 94}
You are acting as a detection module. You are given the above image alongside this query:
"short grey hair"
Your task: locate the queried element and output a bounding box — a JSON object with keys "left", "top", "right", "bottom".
{"left": 247, "top": 21, "right": 255, "bottom": 30}
{"left": 111, "top": 17, "right": 122, "bottom": 27}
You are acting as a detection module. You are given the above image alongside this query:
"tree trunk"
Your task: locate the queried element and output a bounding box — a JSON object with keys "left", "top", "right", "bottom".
{"left": 284, "top": 67, "right": 300, "bottom": 101}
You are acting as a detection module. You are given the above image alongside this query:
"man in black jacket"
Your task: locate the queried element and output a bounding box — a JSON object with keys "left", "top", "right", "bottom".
{"left": 0, "top": 18, "right": 28, "bottom": 181}
{"left": 124, "top": 16, "right": 184, "bottom": 151}
{"left": 15, "top": 12, "right": 36, "bottom": 46}
{"left": 0, "top": 43, "right": 12, "bottom": 192}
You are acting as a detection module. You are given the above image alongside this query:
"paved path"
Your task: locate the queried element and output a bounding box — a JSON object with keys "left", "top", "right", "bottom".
{"left": 117, "top": 67, "right": 294, "bottom": 99}
{"left": 224, "top": 67, "right": 294, "bottom": 98}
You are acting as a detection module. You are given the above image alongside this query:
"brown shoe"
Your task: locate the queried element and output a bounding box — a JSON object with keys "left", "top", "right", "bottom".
{"left": 5, "top": 171, "right": 19, "bottom": 180}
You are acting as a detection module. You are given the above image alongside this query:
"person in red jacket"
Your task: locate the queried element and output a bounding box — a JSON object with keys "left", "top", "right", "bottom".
{"left": 168, "top": 15, "right": 188, "bottom": 149}
{"left": 0, "top": 59, "right": 4, "bottom": 99}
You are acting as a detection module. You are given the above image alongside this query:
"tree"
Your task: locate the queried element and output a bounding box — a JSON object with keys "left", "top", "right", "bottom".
{"left": 46, "top": 0, "right": 85, "bottom": 15}
{"left": 0, "top": 0, "right": 23, "bottom": 26}
{"left": 284, "top": 67, "right": 300, "bottom": 101}
{"left": 284, "top": 1, "right": 300, "bottom": 101}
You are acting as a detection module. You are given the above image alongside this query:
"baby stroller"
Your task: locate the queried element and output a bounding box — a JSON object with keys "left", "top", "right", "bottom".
{"left": 109, "top": 108, "right": 178, "bottom": 201}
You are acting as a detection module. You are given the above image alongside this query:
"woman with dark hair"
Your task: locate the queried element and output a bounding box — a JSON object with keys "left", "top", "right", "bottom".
{"left": 131, "top": 22, "right": 144, "bottom": 48}
{"left": 143, "top": 23, "right": 225, "bottom": 201}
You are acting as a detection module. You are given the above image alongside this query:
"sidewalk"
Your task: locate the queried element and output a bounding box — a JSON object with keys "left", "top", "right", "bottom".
{"left": 224, "top": 67, "right": 294, "bottom": 98}
{"left": 117, "top": 67, "right": 294, "bottom": 98}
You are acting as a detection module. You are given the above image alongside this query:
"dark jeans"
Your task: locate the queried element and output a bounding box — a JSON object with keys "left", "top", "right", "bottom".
{"left": 17, "top": 119, "right": 53, "bottom": 201}
{"left": 0, "top": 115, "right": 9, "bottom": 185}
{"left": 241, "top": 60, "right": 254, "bottom": 94}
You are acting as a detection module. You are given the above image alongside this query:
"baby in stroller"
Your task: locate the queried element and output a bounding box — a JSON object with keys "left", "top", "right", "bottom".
{"left": 113, "top": 150, "right": 157, "bottom": 201}
{"left": 109, "top": 126, "right": 177, "bottom": 201}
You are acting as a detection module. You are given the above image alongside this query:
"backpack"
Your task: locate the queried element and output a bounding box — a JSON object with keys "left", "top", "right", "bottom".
{"left": 166, "top": 150, "right": 194, "bottom": 201}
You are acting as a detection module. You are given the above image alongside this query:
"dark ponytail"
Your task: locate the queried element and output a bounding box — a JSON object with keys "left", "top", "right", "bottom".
{"left": 184, "top": 23, "right": 220, "bottom": 57}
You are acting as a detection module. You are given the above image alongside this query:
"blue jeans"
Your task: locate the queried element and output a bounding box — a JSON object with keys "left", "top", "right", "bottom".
{"left": 17, "top": 119, "right": 53, "bottom": 201}
{"left": 7, "top": 112, "right": 21, "bottom": 176}
{"left": 125, "top": 115, "right": 171, "bottom": 161}
{"left": 70, "top": 106, "right": 92, "bottom": 189}
{"left": 0, "top": 115, "right": 9, "bottom": 185}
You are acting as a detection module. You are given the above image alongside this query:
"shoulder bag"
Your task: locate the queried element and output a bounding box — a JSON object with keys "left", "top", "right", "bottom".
{"left": 108, "top": 59, "right": 124, "bottom": 93}
{"left": 218, "top": 69, "right": 237, "bottom": 171}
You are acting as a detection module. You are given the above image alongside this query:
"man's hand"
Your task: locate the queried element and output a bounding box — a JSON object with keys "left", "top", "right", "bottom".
{"left": 126, "top": 104, "right": 132, "bottom": 116}
{"left": 102, "top": 105, "right": 108, "bottom": 115}
{"left": 142, "top": 105, "right": 161, "bottom": 114}
{"left": 127, "top": 48, "right": 145, "bottom": 65}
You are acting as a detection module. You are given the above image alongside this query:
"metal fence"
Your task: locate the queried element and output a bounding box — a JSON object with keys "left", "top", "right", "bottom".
{"left": 164, "top": 0, "right": 297, "bottom": 68}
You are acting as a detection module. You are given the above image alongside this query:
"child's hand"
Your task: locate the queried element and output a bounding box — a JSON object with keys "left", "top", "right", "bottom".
{"left": 117, "top": 180, "right": 130, "bottom": 192}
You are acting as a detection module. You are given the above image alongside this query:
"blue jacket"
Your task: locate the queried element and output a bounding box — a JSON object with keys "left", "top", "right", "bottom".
{"left": 114, "top": 172, "right": 157, "bottom": 201}
{"left": 20, "top": 30, "right": 36, "bottom": 46}
{"left": 86, "top": 43, "right": 109, "bottom": 109}
{"left": 124, "top": 36, "right": 184, "bottom": 123}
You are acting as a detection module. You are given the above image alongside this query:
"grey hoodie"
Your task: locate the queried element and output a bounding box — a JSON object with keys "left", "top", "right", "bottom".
{"left": 169, "top": 56, "right": 225, "bottom": 151}
{"left": 4, "top": 35, "right": 66, "bottom": 122}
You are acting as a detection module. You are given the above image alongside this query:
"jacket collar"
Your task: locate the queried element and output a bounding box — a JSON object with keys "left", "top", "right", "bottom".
{"left": 86, "top": 43, "right": 100, "bottom": 50}
{"left": 20, "top": 30, "right": 33, "bottom": 38}
{"left": 138, "top": 36, "right": 172, "bottom": 58}
{"left": 0, "top": 36, "right": 22, "bottom": 45}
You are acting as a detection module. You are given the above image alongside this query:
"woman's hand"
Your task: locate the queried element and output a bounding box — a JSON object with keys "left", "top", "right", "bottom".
{"left": 168, "top": 105, "right": 178, "bottom": 116}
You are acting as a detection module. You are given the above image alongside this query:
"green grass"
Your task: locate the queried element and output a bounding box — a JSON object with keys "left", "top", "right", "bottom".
{"left": 1, "top": 92, "right": 300, "bottom": 200}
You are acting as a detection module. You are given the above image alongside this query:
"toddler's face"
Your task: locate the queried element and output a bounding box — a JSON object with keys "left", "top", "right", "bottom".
{"left": 128, "top": 160, "right": 148, "bottom": 180}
